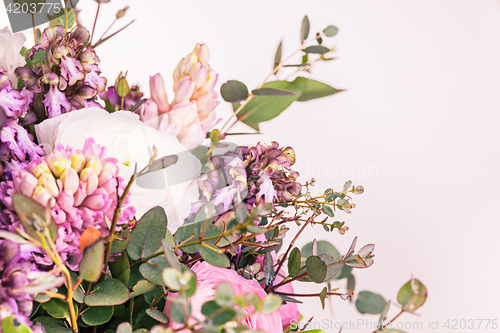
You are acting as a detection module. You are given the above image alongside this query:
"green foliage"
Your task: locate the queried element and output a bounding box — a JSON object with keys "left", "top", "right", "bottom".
{"left": 81, "top": 306, "right": 114, "bottom": 325}
{"left": 355, "top": 291, "right": 386, "bottom": 314}
{"left": 110, "top": 228, "right": 130, "bottom": 254}
{"left": 397, "top": 279, "right": 427, "bottom": 312}
{"left": 84, "top": 279, "right": 129, "bottom": 306}
{"left": 274, "top": 41, "right": 282, "bottom": 70}
{"left": 56, "top": 9, "right": 75, "bottom": 29}
{"left": 301, "top": 15, "right": 310, "bottom": 41}
{"left": 79, "top": 239, "right": 105, "bottom": 282}
{"left": 12, "top": 194, "right": 58, "bottom": 243}
{"left": 33, "top": 317, "right": 71, "bottom": 333}
{"left": 1, "top": 316, "right": 33, "bottom": 333}
{"left": 128, "top": 206, "right": 167, "bottom": 260}
{"left": 199, "top": 243, "right": 230, "bottom": 267}
{"left": 303, "top": 45, "right": 331, "bottom": 54}
{"left": 140, "top": 256, "right": 169, "bottom": 286}
{"left": 252, "top": 88, "right": 296, "bottom": 96}
{"left": 288, "top": 247, "right": 301, "bottom": 277}
{"left": 221, "top": 80, "right": 249, "bottom": 102}
{"left": 109, "top": 252, "right": 130, "bottom": 285}
{"left": 305, "top": 256, "right": 327, "bottom": 283}
{"left": 323, "top": 25, "right": 339, "bottom": 37}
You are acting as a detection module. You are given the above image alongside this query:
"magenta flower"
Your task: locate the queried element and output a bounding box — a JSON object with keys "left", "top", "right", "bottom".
{"left": 0, "top": 138, "right": 135, "bottom": 269}
{"left": 164, "top": 261, "right": 283, "bottom": 333}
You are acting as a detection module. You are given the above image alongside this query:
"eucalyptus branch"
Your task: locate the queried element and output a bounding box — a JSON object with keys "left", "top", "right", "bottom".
{"left": 273, "top": 290, "right": 344, "bottom": 298}
{"left": 272, "top": 259, "right": 346, "bottom": 290}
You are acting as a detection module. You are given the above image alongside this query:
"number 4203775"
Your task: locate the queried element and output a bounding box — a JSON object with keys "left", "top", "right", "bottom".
{"left": 444, "top": 319, "right": 498, "bottom": 330}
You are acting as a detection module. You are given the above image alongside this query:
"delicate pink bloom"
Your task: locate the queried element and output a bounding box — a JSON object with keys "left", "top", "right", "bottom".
{"left": 0, "top": 27, "right": 26, "bottom": 87}
{"left": 164, "top": 261, "right": 283, "bottom": 333}
{"left": 0, "top": 138, "right": 135, "bottom": 270}
{"left": 150, "top": 73, "right": 170, "bottom": 113}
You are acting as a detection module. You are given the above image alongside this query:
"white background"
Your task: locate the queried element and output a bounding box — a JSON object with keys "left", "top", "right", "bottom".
{"left": 3, "top": 1, "right": 500, "bottom": 332}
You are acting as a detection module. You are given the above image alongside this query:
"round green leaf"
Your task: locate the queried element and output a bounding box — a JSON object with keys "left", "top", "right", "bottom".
{"left": 199, "top": 243, "right": 229, "bottom": 267}
{"left": 84, "top": 279, "right": 129, "bottom": 306}
{"left": 302, "top": 241, "right": 340, "bottom": 258}
{"left": 397, "top": 279, "right": 427, "bottom": 312}
{"left": 303, "top": 45, "right": 331, "bottom": 54}
{"left": 355, "top": 291, "right": 386, "bottom": 314}
{"left": 116, "top": 322, "right": 133, "bottom": 333}
{"left": 140, "top": 256, "right": 169, "bottom": 286}
{"left": 79, "top": 239, "right": 104, "bottom": 282}
{"left": 81, "top": 306, "right": 113, "bottom": 325}
{"left": 220, "top": 80, "right": 249, "bottom": 102}
{"left": 1, "top": 316, "right": 32, "bottom": 333}
{"left": 305, "top": 256, "right": 327, "bottom": 283}
{"left": 323, "top": 25, "right": 339, "bottom": 37}
{"left": 215, "top": 282, "right": 235, "bottom": 307}
{"left": 128, "top": 206, "right": 167, "bottom": 260}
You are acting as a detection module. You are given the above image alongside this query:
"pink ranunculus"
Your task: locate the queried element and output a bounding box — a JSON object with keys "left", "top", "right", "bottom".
{"left": 164, "top": 261, "right": 283, "bottom": 333}
{"left": 255, "top": 234, "right": 301, "bottom": 330}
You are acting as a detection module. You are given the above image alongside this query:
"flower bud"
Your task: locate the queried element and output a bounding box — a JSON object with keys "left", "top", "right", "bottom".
{"left": 149, "top": 73, "right": 170, "bottom": 113}
{"left": 116, "top": 6, "right": 129, "bottom": 19}
{"left": 114, "top": 72, "right": 130, "bottom": 98}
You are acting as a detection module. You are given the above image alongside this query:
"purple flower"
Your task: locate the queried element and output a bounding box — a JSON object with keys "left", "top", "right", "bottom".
{"left": 0, "top": 71, "right": 26, "bottom": 120}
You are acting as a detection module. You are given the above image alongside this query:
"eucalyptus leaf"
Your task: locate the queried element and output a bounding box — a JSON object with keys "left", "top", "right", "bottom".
{"left": 323, "top": 25, "right": 339, "bottom": 37}
{"left": 79, "top": 239, "right": 104, "bottom": 282}
{"left": 355, "top": 291, "right": 386, "bottom": 314}
{"left": 274, "top": 41, "right": 282, "bottom": 70}
{"left": 221, "top": 80, "right": 249, "bottom": 102}
{"left": 252, "top": 88, "right": 296, "bottom": 96}
{"left": 303, "top": 45, "right": 331, "bottom": 54}
{"left": 139, "top": 256, "right": 169, "bottom": 286}
{"left": 116, "top": 322, "right": 133, "bottom": 333}
{"left": 305, "top": 256, "right": 327, "bottom": 283}
{"left": 12, "top": 194, "right": 58, "bottom": 243}
{"left": 81, "top": 306, "right": 113, "bottom": 326}
{"left": 146, "top": 308, "right": 169, "bottom": 323}
{"left": 301, "top": 15, "right": 310, "bottom": 41}
{"left": 199, "top": 243, "right": 230, "bottom": 267}
{"left": 129, "top": 280, "right": 157, "bottom": 299}
{"left": 288, "top": 247, "right": 301, "bottom": 277}
{"left": 84, "top": 279, "right": 129, "bottom": 306}
{"left": 128, "top": 206, "right": 167, "bottom": 260}
{"left": 397, "top": 279, "right": 427, "bottom": 312}
{"left": 109, "top": 252, "right": 130, "bottom": 286}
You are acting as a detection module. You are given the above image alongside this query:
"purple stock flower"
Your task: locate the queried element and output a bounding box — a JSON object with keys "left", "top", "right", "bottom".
{"left": 0, "top": 71, "right": 26, "bottom": 120}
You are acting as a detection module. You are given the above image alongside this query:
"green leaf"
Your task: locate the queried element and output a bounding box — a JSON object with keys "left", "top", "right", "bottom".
{"left": 305, "top": 256, "right": 327, "bottom": 283}
{"left": 170, "top": 300, "right": 191, "bottom": 324}
{"left": 347, "top": 274, "right": 356, "bottom": 300}
{"left": 296, "top": 78, "right": 342, "bottom": 101}
{"left": 41, "top": 298, "right": 71, "bottom": 320}
{"left": 319, "top": 287, "right": 327, "bottom": 309}
{"left": 79, "top": 239, "right": 104, "bottom": 282}
{"left": 109, "top": 252, "right": 130, "bottom": 286}
{"left": 25, "top": 49, "right": 46, "bottom": 68}
{"left": 1, "top": 316, "right": 32, "bottom": 333}
{"left": 235, "top": 203, "right": 248, "bottom": 224}
{"left": 84, "top": 279, "right": 129, "bottom": 306}
{"left": 302, "top": 240, "right": 340, "bottom": 258}
{"left": 323, "top": 25, "right": 339, "bottom": 37}
{"left": 116, "top": 322, "right": 133, "bottom": 333}
{"left": 129, "top": 280, "right": 157, "bottom": 299}
{"left": 397, "top": 279, "right": 427, "bottom": 312}
{"left": 81, "top": 306, "right": 113, "bottom": 326}
{"left": 274, "top": 41, "right": 282, "bottom": 70}
{"left": 162, "top": 267, "right": 182, "bottom": 290}
{"left": 252, "top": 88, "right": 296, "bottom": 96}
{"left": 215, "top": 282, "right": 235, "bottom": 307}
{"left": 322, "top": 205, "right": 334, "bottom": 217}
{"left": 199, "top": 243, "right": 230, "bottom": 267}
{"left": 238, "top": 78, "right": 306, "bottom": 130}
{"left": 128, "top": 206, "right": 167, "bottom": 260}
{"left": 33, "top": 317, "right": 72, "bottom": 333}
{"left": 201, "top": 300, "right": 236, "bottom": 326}
{"left": 318, "top": 254, "right": 342, "bottom": 281}
{"left": 19, "top": 46, "right": 28, "bottom": 57}
{"left": 301, "top": 15, "right": 310, "bottom": 41}
{"left": 139, "top": 256, "right": 169, "bottom": 286}
{"left": 221, "top": 80, "right": 249, "bottom": 102}
{"left": 355, "top": 291, "right": 386, "bottom": 314}
{"left": 303, "top": 45, "right": 331, "bottom": 54}
{"left": 379, "top": 300, "right": 391, "bottom": 324}
{"left": 288, "top": 247, "right": 301, "bottom": 277}
{"left": 261, "top": 294, "right": 282, "bottom": 314}
{"left": 12, "top": 194, "right": 58, "bottom": 243}
{"left": 334, "top": 263, "right": 353, "bottom": 280}
{"left": 146, "top": 308, "right": 169, "bottom": 323}
{"left": 162, "top": 239, "right": 181, "bottom": 271}
{"left": 57, "top": 9, "right": 75, "bottom": 29}
{"left": 110, "top": 228, "right": 130, "bottom": 254}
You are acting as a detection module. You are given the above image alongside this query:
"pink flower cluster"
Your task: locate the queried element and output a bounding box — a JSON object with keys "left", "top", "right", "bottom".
{"left": 135, "top": 43, "right": 220, "bottom": 149}
{"left": 0, "top": 138, "right": 135, "bottom": 269}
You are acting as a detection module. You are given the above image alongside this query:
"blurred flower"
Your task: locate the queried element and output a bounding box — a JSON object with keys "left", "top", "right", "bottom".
{"left": 164, "top": 261, "right": 283, "bottom": 333}
{"left": 0, "top": 138, "right": 135, "bottom": 269}
{"left": 0, "top": 27, "right": 26, "bottom": 87}
{"left": 34, "top": 107, "right": 201, "bottom": 232}
{"left": 138, "top": 43, "right": 220, "bottom": 148}
{"left": 0, "top": 239, "right": 56, "bottom": 333}
{"left": 237, "top": 142, "right": 301, "bottom": 205}
{"left": 15, "top": 25, "right": 107, "bottom": 120}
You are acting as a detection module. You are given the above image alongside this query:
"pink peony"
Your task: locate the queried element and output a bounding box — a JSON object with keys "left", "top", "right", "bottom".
{"left": 0, "top": 138, "right": 135, "bottom": 269}
{"left": 164, "top": 261, "right": 283, "bottom": 333}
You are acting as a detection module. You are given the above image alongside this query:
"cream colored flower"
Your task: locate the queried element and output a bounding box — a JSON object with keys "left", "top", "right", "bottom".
{"left": 0, "top": 27, "right": 26, "bottom": 86}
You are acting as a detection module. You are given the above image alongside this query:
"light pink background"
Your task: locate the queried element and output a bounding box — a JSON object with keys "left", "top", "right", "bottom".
{"left": 3, "top": 1, "right": 500, "bottom": 332}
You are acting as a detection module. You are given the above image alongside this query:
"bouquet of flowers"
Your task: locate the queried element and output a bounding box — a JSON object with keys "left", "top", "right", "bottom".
{"left": 0, "top": 3, "right": 427, "bottom": 333}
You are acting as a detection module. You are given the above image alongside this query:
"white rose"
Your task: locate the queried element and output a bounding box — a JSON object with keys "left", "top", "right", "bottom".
{"left": 35, "top": 107, "right": 201, "bottom": 232}
{"left": 0, "top": 27, "right": 26, "bottom": 86}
